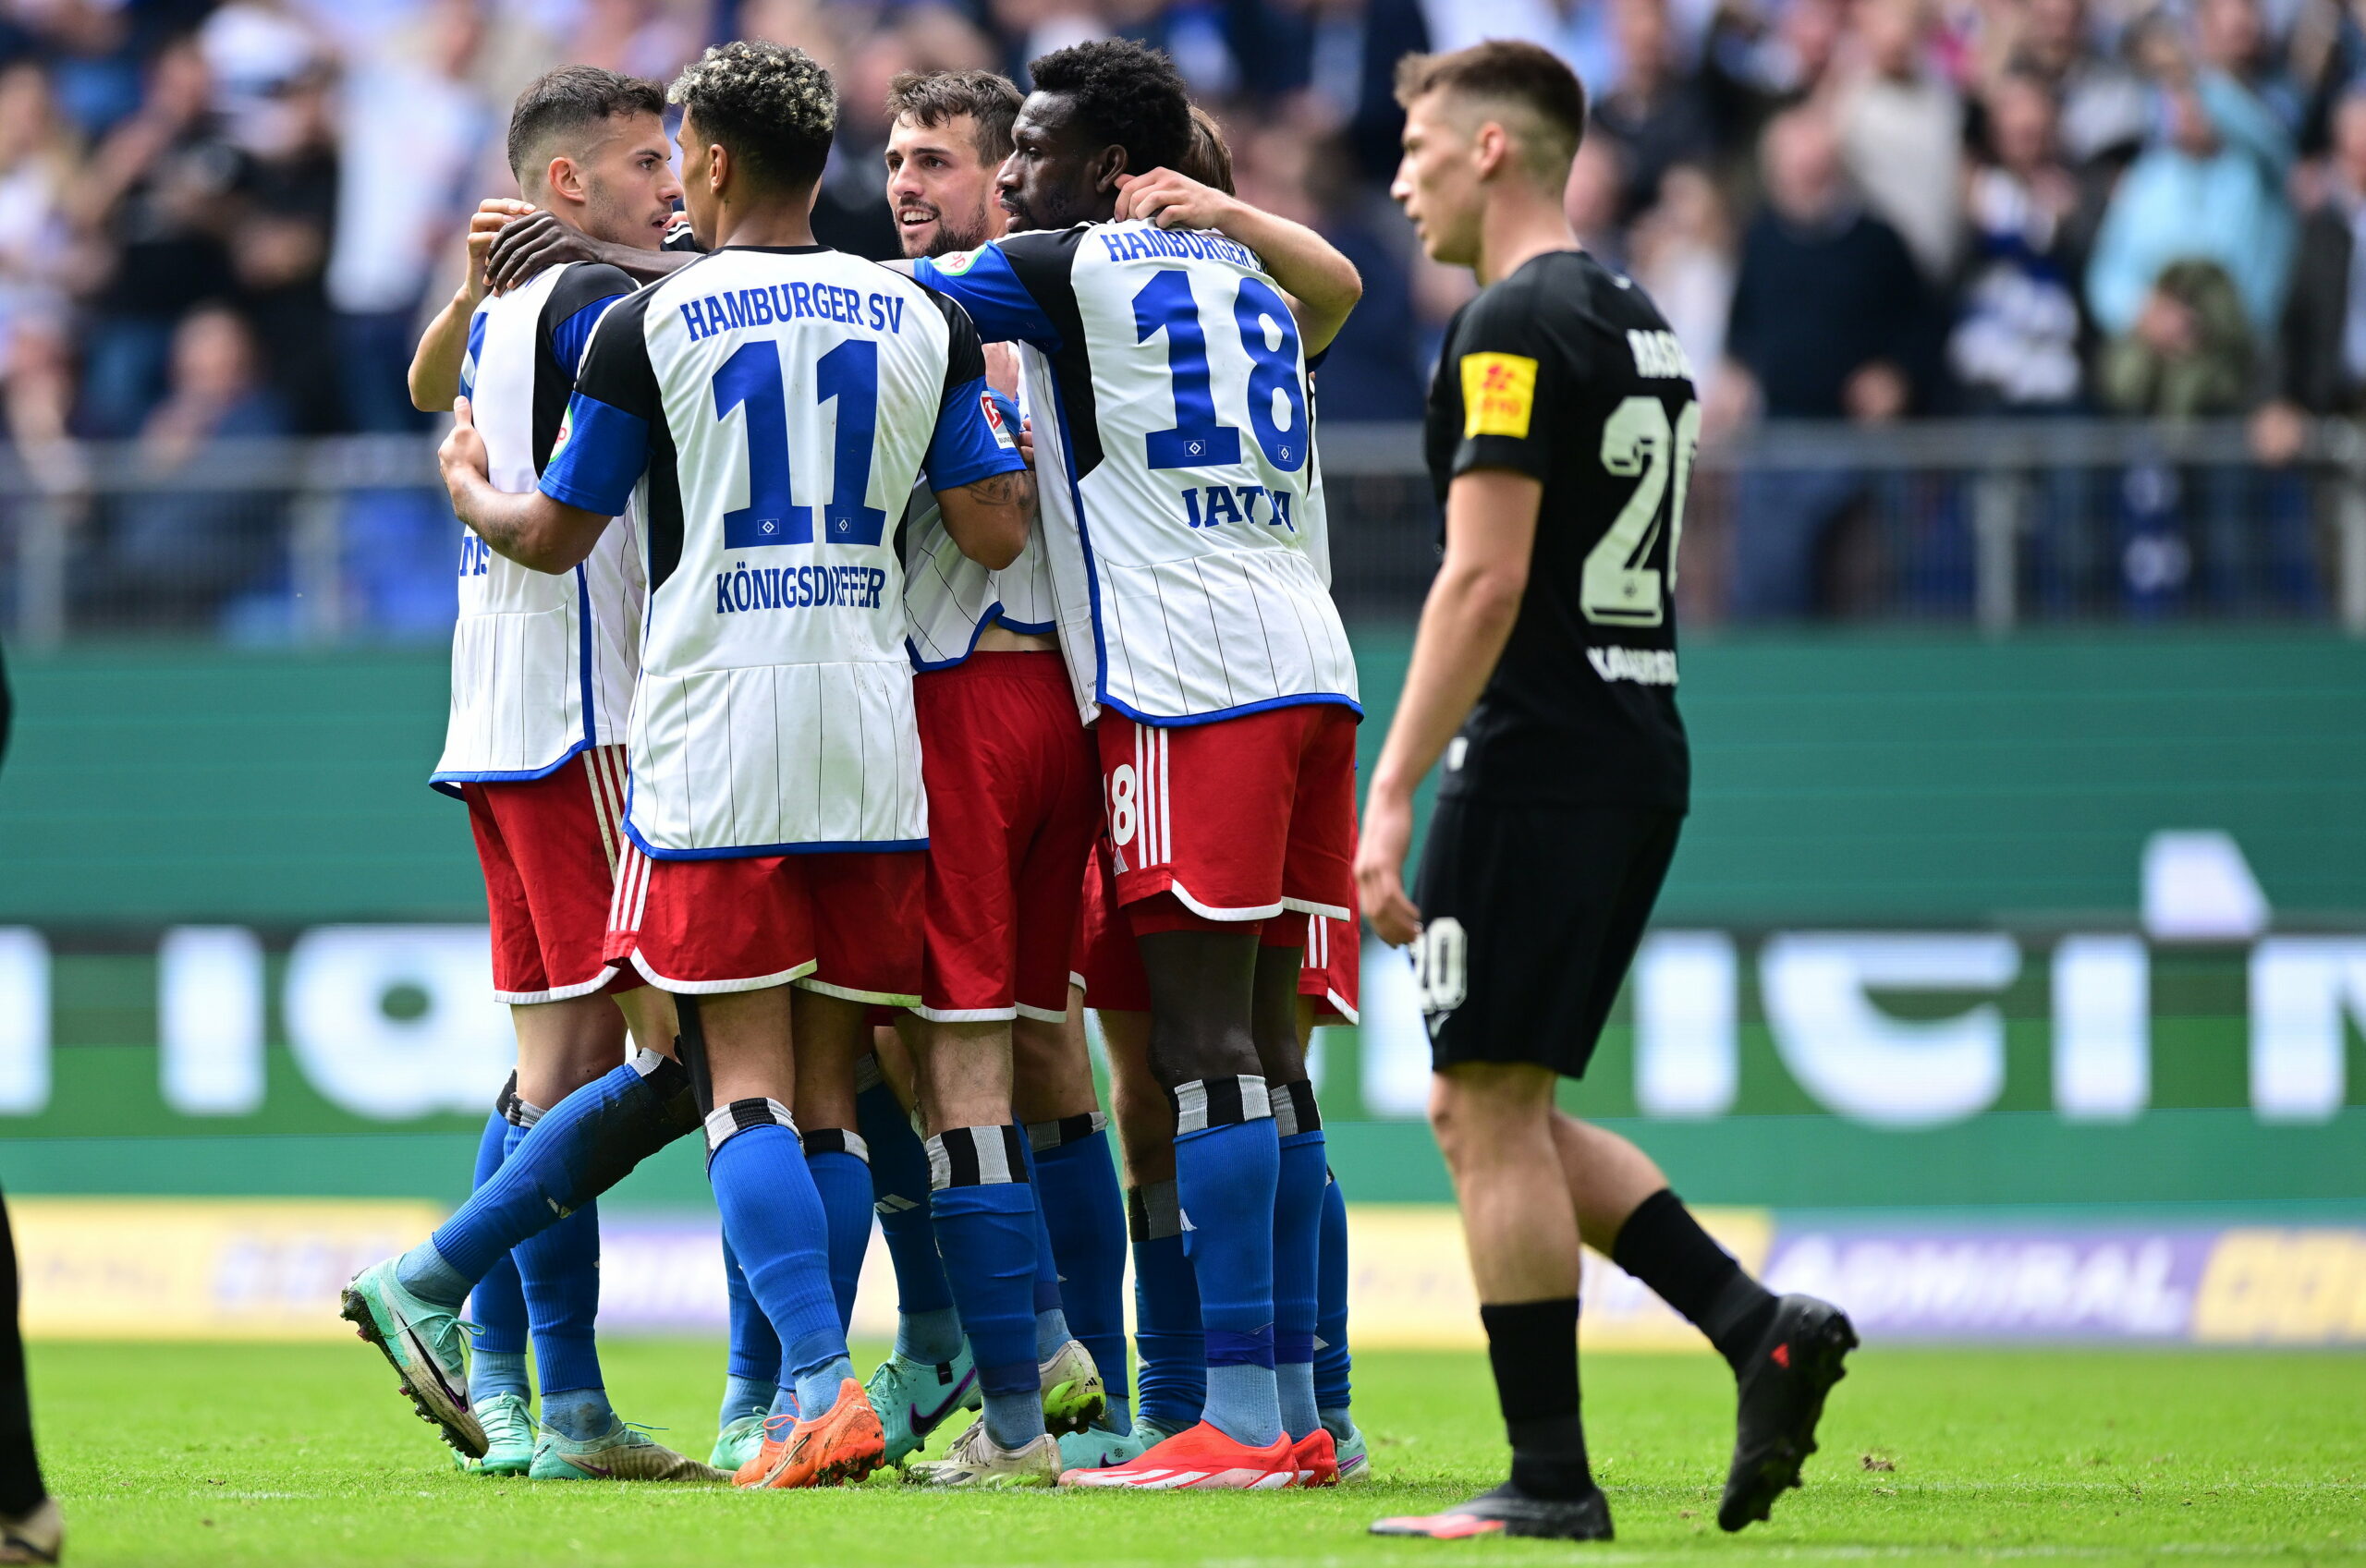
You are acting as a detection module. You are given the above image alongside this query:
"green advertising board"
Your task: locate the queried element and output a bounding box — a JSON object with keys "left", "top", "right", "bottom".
{"left": 3, "top": 629, "right": 2362, "bottom": 1213}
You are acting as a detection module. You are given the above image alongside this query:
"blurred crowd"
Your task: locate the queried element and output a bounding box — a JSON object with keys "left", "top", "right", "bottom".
{"left": 3, "top": 0, "right": 2365, "bottom": 631}
{"left": 6, "top": 0, "right": 2366, "bottom": 448}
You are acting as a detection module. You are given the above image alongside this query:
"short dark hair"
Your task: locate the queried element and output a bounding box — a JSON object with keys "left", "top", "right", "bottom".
{"left": 885, "top": 69, "right": 1023, "bottom": 164}
{"left": 670, "top": 40, "right": 836, "bottom": 192}
{"left": 1394, "top": 40, "right": 1587, "bottom": 185}
{"left": 506, "top": 66, "right": 665, "bottom": 187}
{"left": 1025, "top": 39, "right": 1191, "bottom": 178}
{"left": 1181, "top": 103, "right": 1234, "bottom": 194}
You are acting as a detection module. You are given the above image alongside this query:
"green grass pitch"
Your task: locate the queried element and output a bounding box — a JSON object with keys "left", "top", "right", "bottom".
{"left": 26, "top": 1340, "right": 2366, "bottom": 1566}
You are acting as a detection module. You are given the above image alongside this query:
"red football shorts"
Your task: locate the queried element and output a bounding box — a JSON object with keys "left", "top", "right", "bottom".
{"left": 1293, "top": 912, "right": 1360, "bottom": 1025}
{"left": 1074, "top": 845, "right": 1362, "bottom": 1024}
{"left": 605, "top": 843, "right": 923, "bottom": 1002}
{"left": 459, "top": 744, "right": 638, "bottom": 1004}
{"left": 914, "top": 651, "right": 1098, "bottom": 1023}
{"left": 1094, "top": 702, "right": 1358, "bottom": 930}
{"left": 1072, "top": 833, "right": 1150, "bottom": 1014}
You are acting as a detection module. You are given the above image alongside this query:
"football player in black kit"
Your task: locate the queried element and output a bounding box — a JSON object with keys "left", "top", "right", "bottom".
{"left": 1357, "top": 41, "right": 1856, "bottom": 1542}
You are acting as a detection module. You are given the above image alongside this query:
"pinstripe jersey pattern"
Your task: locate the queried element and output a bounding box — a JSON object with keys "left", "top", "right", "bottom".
{"left": 433, "top": 263, "right": 643, "bottom": 789}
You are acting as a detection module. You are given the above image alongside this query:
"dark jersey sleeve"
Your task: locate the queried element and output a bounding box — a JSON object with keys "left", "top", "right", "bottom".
{"left": 910, "top": 228, "right": 1079, "bottom": 350}
{"left": 917, "top": 287, "right": 1028, "bottom": 492}
{"left": 542, "top": 262, "right": 637, "bottom": 382}
{"left": 1447, "top": 276, "right": 1579, "bottom": 485}
{"left": 540, "top": 286, "right": 660, "bottom": 516}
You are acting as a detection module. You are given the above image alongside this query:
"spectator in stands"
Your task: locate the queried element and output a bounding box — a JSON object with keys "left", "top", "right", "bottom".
{"left": 197, "top": 0, "right": 326, "bottom": 154}
{"left": 1629, "top": 162, "right": 1734, "bottom": 404}
{"left": 69, "top": 40, "right": 239, "bottom": 438}
{"left": 2097, "top": 256, "right": 2253, "bottom": 417}
{"left": 1719, "top": 105, "right": 1931, "bottom": 425}
{"left": 1717, "top": 105, "right": 1933, "bottom": 616}
{"left": 2086, "top": 17, "right": 2293, "bottom": 349}
{"left": 1243, "top": 119, "right": 1426, "bottom": 419}
{"left": 1998, "top": 0, "right": 2150, "bottom": 169}
{"left": 232, "top": 61, "right": 337, "bottom": 433}
{"left": 94, "top": 304, "right": 289, "bottom": 628}
{"left": 1564, "top": 132, "right": 1628, "bottom": 265}
{"left": 323, "top": 0, "right": 491, "bottom": 432}
{"left": 2251, "top": 87, "right": 2366, "bottom": 463}
{"left": 0, "top": 65, "right": 79, "bottom": 367}
{"left": 1700, "top": 0, "right": 1847, "bottom": 164}
{"left": 1950, "top": 70, "right": 2087, "bottom": 409}
{"left": 2193, "top": 0, "right": 2301, "bottom": 136}
{"left": 1834, "top": 0, "right": 1964, "bottom": 282}
{"left": 1591, "top": 0, "right": 1714, "bottom": 221}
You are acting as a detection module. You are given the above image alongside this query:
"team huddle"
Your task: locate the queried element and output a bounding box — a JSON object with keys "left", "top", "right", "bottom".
{"left": 336, "top": 27, "right": 1855, "bottom": 1541}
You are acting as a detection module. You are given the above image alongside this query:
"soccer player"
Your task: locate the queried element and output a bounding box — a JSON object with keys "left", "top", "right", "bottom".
{"left": 364, "top": 65, "right": 714, "bottom": 1484}
{"left": 909, "top": 39, "right": 1366, "bottom": 1491}
{"left": 373, "top": 39, "right": 1031, "bottom": 1491}
{"left": 849, "top": 67, "right": 1118, "bottom": 1487}
{"left": 1067, "top": 104, "right": 1372, "bottom": 1487}
{"left": 1358, "top": 43, "right": 1856, "bottom": 1541}
{"left": 0, "top": 651, "right": 56, "bottom": 1567}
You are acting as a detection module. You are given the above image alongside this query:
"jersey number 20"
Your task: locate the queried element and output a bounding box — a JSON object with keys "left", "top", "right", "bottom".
{"left": 1584, "top": 395, "right": 1700, "bottom": 627}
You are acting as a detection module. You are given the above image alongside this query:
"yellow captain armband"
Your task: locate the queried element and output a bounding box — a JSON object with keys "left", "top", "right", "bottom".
{"left": 1460, "top": 351, "right": 1538, "bottom": 440}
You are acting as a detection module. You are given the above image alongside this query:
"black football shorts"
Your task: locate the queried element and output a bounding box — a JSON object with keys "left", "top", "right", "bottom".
{"left": 1410, "top": 797, "right": 1683, "bottom": 1079}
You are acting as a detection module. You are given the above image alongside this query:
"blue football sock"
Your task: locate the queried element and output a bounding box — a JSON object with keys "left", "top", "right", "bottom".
{"left": 707, "top": 1103, "right": 848, "bottom": 1429}
{"left": 1315, "top": 1166, "right": 1352, "bottom": 1421}
{"left": 1014, "top": 1136, "right": 1071, "bottom": 1359}
{"left": 417, "top": 1050, "right": 699, "bottom": 1294}
{"left": 462, "top": 1108, "right": 530, "bottom": 1400}
{"left": 721, "top": 1373, "right": 774, "bottom": 1428}
{"left": 857, "top": 1076, "right": 957, "bottom": 1319}
{"left": 472, "top": 1350, "right": 529, "bottom": 1404}
{"left": 929, "top": 1126, "right": 1045, "bottom": 1449}
{"left": 508, "top": 1119, "right": 606, "bottom": 1404}
{"left": 1128, "top": 1180, "right": 1204, "bottom": 1433}
{"left": 1031, "top": 1116, "right": 1129, "bottom": 1427}
{"left": 802, "top": 1130, "right": 873, "bottom": 1332}
{"left": 541, "top": 1386, "right": 616, "bottom": 1441}
{"left": 896, "top": 1307, "right": 964, "bottom": 1367}
{"left": 1273, "top": 1083, "right": 1326, "bottom": 1440}
{"left": 1173, "top": 1080, "right": 1281, "bottom": 1449}
{"left": 395, "top": 1239, "right": 471, "bottom": 1309}
{"left": 790, "top": 1348, "right": 859, "bottom": 1421}
{"left": 724, "top": 1234, "right": 783, "bottom": 1392}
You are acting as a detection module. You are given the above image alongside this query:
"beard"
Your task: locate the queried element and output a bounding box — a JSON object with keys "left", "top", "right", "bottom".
{"left": 927, "top": 197, "right": 997, "bottom": 256}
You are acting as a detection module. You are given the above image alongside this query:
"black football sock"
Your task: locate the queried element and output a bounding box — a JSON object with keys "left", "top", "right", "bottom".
{"left": 1479, "top": 1298, "right": 1592, "bottom": 1501}
{"left": 1611, "top": 1187, "right": 1778, "bottom": 1377}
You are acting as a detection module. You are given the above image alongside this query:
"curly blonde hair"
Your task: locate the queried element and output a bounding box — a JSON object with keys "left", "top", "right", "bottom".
{"left": 670, "top": 40, "right": 837, "bottom": 189}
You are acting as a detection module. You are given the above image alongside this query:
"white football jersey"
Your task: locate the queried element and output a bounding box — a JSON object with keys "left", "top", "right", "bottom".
{"left": 541, "top": 245, "right": 1026, "bottom": 857}
{"left": 431, "top": 261, "right": 644, "bottom": 792}
{"left": 899, "top": 378, "right": 1056, "bottom": 669}
{"left": 913, "top": 222, "right": 1359, "bottom": 726}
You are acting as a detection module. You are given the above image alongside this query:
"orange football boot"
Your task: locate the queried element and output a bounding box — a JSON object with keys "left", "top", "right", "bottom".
{"left": 733, "top": 1380, "right": 885, "bottom": 1489}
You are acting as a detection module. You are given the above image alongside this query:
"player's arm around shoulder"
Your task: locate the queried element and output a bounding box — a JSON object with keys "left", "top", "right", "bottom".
{"left": 437, "top": 395, "right": 612, "bottom": 573}
{"left": 921, "top": 290, "right": 1037, "bottom": 569}
{"left": 1114, "top": 170, "right": 1363, "bottom": 353}
{"left": 931, "top": 381, "right": 1035, "bottom": 571}
{"left": 409, "top": 200, "right": 528, "bottom": 411}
